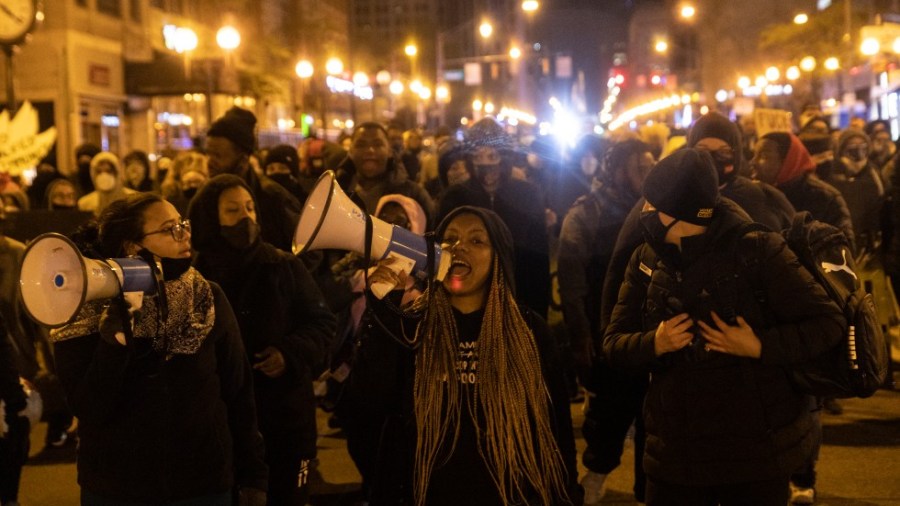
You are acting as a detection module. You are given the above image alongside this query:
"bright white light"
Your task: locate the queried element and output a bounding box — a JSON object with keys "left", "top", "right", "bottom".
{"left": 700, "top": 105, "right": 709, "bottom": 115}
{"left": 479, "top": 22, "right": 493, "bottom": 39}
{"left": 170, "top": 27, "right": 198, "bottom": 53}
{"left": 419, "top": 87, "right": 432, "bottom": 100}
{"left": 755, "top": 76, "right": 768, "bottom": 87}
{"left": 681, "top": 5, "right": 696, "bottom": 19}
{"left": 509, "top": 46, "right": 522, "bottom": 59}
{"left": 389, "top": 80, "right": 404, "bottom": 95}
{"left": 786, "top": 66, "right": 801, "bottom": 80}
{"left": 353, "top": 71, "right": 370, "bottom": 87}
{"left": 738, "top": 76, "right": 751, "bottom": 89}
{"left": 522, "top": 0, "right": 539, "bottom": 12}
{"left": 765, "top": 66, "right": 780, "bottom": 82}
{"left": 436, "top": 85, "right": 450, "bottom": 102}
{"left": 715, "top": 89, "right": 728, "bottom": 102}
{"left": 405, "top": 44, "right": 418, "bottom": 57}
{"left": 800, "top": 56, "right": 817, "bottom": 72}
{"left": 861, "top": 38, "right": 880, "bottom": 56}
{"left": 325, "top": 57, "right": 344, "bottom": 75}
{"left": 794, "top": 13, "right": 808, "bottom": 24}
{"left": 217, "top": 26, "right": 241, "bottom": 50}
{"left": 893, "top": 38, "right": 900, "bottom": 54}
{"left": 824, "top": 57, "right": 840, "bottom": 70}
{"left": 409, "top": 80, "right": 423, "bottom": 94}
{"left": 295, "top": 60, "right": 314, "bottom": 79}
{"left": 484, "top": 102, "right": 495, "bottom": 114}
{"left": 655, "top": 40, "right": 669, "bottom": 53}
{"left": 376, "top": 70, "right": 392, "bottom": 85}
{"left": 346, "top": 119, "right": 355, "bottom": 129}
{"left": 473, "top": 99, "right": 484, "bottom": 112}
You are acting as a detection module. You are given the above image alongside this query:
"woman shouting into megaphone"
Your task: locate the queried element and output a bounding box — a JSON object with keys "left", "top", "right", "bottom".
{"left": 346, "top": 206, "right": 581, "bottom": 505}
{"left": 51, "top": 193, "right": 268, "bottom": 506}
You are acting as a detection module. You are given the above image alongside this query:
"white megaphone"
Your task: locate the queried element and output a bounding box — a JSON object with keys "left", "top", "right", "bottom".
{"left": 19, "top": 233, "right": 158, "bottom": 328}
{"left": 293, "top": 170, "right": 451, "bottom": 297}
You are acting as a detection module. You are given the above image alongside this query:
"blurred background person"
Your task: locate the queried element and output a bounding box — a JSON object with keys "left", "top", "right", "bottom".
{"left": 161, "top": 151, "right": 209, "bottom": 216}
{"left": 77, "top": 152, "right": 136, "bottom": 217}
{"left": 263, "top": 145, "right": 307, "bottom": 203}
{"left": 122, "top": 150, "right": 157, "bottom": 192}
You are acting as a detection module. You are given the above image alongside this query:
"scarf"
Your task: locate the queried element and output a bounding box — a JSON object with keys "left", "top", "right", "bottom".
{"left": 51, "top": 267, "right": 215, "bottom": 359}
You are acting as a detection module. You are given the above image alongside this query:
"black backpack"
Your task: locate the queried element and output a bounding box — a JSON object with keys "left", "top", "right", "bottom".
{"left": 747, "top": 212, "right": 889, "bottom": 398}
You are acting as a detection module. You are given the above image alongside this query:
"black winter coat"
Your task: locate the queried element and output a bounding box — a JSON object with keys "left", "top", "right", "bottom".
{"left": 341, "top": 298, "right": 580, "bottom": 505}
{"left": 53, "top": 283, "right": 268, "bottom": 503}
{"left": 244, "top": 168, "right": 303, "bottom": 252}
{"left": 603, "top": 202, "right": 845, "bottom": 486}
{"left": 438, "top": 178, "right": 551, "bottom": 318}
{"left": 195, "top": 242, "right": 335, "bottom": 455}
{"left": 779, "top": 172, "right": 856, "bottom": 251}
{"left": 724, "top": 175, "right": 795, "bottom": 232}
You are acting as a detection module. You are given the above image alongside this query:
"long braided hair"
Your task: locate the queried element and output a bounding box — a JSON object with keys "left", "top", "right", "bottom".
{"left": 408, "top": 207, "right": 569, "bottom": 505}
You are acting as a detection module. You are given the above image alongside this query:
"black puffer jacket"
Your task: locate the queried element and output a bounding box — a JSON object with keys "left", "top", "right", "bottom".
{"left": 779, "top": 172, "right": 856, "bottom": 251}
{"left": 603, "top": 202, "right": 845, "bottom": 486}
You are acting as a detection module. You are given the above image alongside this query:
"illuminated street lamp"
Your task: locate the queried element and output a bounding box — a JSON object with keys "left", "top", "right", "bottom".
{"left": 655, "top": 39, "right": 669, "bottom": 54}
{"left": 353, "top": 71, "right": 370, "bottom": 87}
{"left": 376, "top": 70, "right": 392, "bottom": 86}
{"left": 436, "top": 85, "right": 450, "bottom": 102}
{"left": 216, "top": 26, "right": 241, "bottom": 50}
{"left": 419, "top": 87, "right": 432, "bottom": 100}
{"left": 522, "top": 0, "right": 539, "bottom": 12}
{"left": 295, "top": 60, "right": 314, "bottom": 79}
{"left": 172, "top": 27, "right": 198, "bottom": 53}
{"left": 325, "top": 57, "right": 344, "bottom": 75}
{"left": 765, "top": 66, "right": 780, "bottom": 82}
{"left": 509, "top": 46, "right": 522, "bottom": 59}
{"left": 473, "top": 99, "right": 484, "bottom": 112}
{"left": 793, "top": 13, "right": 809, "bottom": 25}
{"left": 479, "top": 21, "right": 493, "bottom": 39}
{"left": 405, "top": 44, "right": 418, "bottom": 57}
{"left": 800, "top": 56, "right": 817, "bottom": 72}
{"left": 786, "top": 66, "right": 801, "bottom": 80}
{"left": 755, "top": 76, "right": 768, "bottom": 87}
{"left": 824, "top": 57, "right": 840, "bottom": 71}
{"left": 680, "top": 4, "right": 696, "bottom": 19}
{"left": 389, "top": 80, "right": 404, "bottom": 95}
{"left": 484, "top": 102, "right": 495, "bottom": 114}
{"left": 737, "top": 76, "right": 751, "bottom": 89}
{"left": 410, "top": 80, "right": 423, "bottom": 94}
{"left": 893, "top": 38, "right": 900, "bottom": 54}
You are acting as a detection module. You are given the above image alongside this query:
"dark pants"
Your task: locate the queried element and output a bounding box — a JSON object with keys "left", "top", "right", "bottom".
{"left": 581, "top": 360, "right": 649, "bottom": 501}
{"left": 264, "top": 430, "right": 311, "bottom": 506}
{"left": 0, "top": 414, "right": 29, "bottom": 504}
{"left": 646, "top": 476, "right": 790, "bottom": 506}
{"left": 791, "top": 396, "right": 822, "bottom": 489}
{"left": 80, "top": 490, "right": 231, "bottom": 506}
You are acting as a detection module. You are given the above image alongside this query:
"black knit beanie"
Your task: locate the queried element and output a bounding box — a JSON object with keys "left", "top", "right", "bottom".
{"left": 687, "top": 112, "right": 744, "bottom": 173}
{"left": 207, "top": 107, "right": 257, "bottom": 154}
{"left": 264, "top": 145, "right": 300, "bottom": 177}
{"left": 642, "top": 149, "right": 719, "bottom": 226}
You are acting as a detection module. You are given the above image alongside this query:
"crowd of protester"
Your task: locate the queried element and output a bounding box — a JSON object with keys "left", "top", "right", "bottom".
{"left": 0, "top": 103, "right": 895, "bottom": 506}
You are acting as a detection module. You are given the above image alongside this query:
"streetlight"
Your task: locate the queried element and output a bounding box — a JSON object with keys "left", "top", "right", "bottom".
{"left": 800, "top": 56, "right": 817, "bottom": 72}
{"left": 353, "top": 71, "right": 370, "bottom": 87}
{"left": 522, "top": 0, "right": 539, "bottom": 12}
{"left": 172, "top": 27, "right": 198, "bottom": 53}
{"left": 295, "top": 60, "right": 313, "bottom": 79}
{"left": 655, "top": 39, "right": 669, "bottom": 54}
{"left": 216, "top": 26, "right": 241, "bottom": 51}
{"left": 376, "top": 70, "right": 392, "bottom": 86}
{"left": 404, "top": 43, "right": 418, "bottom": 57}
{"left": 755, "top": 76, "right": 768, "bottom": 87}
{"left": 389, "top": 80, "right": 404, "bottom": 95}
{"left": 793, "top": 13, "right": 809, "bottom": 25}
{"left": 325, "top": 57, "right": 344, "bottom": 75}
{"left": 786, "top": 66, "right": 801, "bottom": 80}
{"left": 436, "top": 85, "right": 450, "bottom": 102}
{"left": 765, "top": 66, "right": 780, "bottom": 82}
{"left": 410, "top": 79, "right": 423, "bottom": 94}
{"left": 484, "top": 101, "right": 495, "bottom": 114}
{"left": 893, "top": 38, "right": 900, "bottom": 54}
{"left": 680, "top": 4, "right": 696, "bottom": 19}
{"left": 419, "top": 87, "right": 432, "bottom": 100}
{"left": 473, "top": 99, "right": 484, "bottom": 112}
{"left": 509, "top": 45, "right": 522, "bottom": 59}
{"left": 737, "top": 76, "right": 751, "bottom": 89}
{"left": 479, "top": 21, "right": 493, "bottom": 39}
{"left": 824, "top": 57, "right": 840, "bottom": 70}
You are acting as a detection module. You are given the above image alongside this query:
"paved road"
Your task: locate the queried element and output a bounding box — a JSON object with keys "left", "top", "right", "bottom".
{"left": 18, "top": 371, "right": 900, "bottom": 505}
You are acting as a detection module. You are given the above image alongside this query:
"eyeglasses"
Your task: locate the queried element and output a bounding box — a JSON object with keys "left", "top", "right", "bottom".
{"left": 143, "top": 218, "right": 191, "bottom": 241}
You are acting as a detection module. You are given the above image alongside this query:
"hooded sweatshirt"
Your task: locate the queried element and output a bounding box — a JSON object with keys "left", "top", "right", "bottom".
{"left": 77, "top": 152, "right": 136, "bottom": 217}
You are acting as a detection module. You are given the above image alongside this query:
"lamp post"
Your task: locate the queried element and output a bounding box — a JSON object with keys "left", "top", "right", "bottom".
{"left": 208, "top": 25, "right": 240, "bottom": 126}
{"left": 295, "top": 59, "right": 313, "bottom": 133}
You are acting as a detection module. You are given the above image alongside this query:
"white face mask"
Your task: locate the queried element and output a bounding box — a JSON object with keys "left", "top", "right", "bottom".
{"left": 94, "top": 172, "right": 117, "bottom": 192}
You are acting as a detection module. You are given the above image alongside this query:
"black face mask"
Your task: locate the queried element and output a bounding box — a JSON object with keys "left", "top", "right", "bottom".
{"left": 710, "top": 151, "right": 736, "bottom": 183}
{"left": 220, "top": 217, "right": 260, "bottom": 251}
{"left": 136, "top": 249, "right": 192, "bottom": 282}
{"left": 269, "top": 173, "right": 299, "bottom": 192}
{"left": 640, "top": 210, "right": 681, "bottom": 262}
{"left": 160, "top": 257, "right": 193, "bottom": 281}
{"left": 182, "top": 187, "right": 199, "bottom": 201}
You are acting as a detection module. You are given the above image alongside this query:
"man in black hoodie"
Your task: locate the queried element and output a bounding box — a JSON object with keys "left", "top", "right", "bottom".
{"left": 206, "top": 107, "right": 302, "bottom": 252}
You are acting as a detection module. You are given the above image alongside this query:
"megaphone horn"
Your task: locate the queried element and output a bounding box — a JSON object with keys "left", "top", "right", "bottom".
{"left": 19, "top": 233, "right": 158, "bottom": 328}
{"left": 293, "top": 170, "right": 451, "bottom": 282}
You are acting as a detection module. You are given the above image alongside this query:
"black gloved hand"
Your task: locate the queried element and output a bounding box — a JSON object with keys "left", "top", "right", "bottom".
{"left": 99, "top": 299, "right": 136, "bottom": 346}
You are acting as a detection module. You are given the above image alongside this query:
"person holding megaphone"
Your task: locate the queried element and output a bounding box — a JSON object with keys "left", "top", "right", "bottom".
{"left": 358, "top": 206, "right": 581, "bottom": 505}
{"left": 49, "top": 193, "right": 269, "bottom": 506}
{"left": 190, "top": 174, "right": 336, "bottom": 506}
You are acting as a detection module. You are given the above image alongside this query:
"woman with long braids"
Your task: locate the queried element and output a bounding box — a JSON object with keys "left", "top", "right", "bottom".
{"left": 51, "top": 193, "right": 268, "bottom": 506}
{"left": 361, "top": 205, "right": 580, "bottom": 505}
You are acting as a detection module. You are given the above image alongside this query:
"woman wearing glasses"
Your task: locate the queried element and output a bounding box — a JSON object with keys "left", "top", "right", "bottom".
{"left": 52, "top": 193, "right": 269, "bottom": 506}
{"left": 189, "top": 174, "right": 336, "bottom": 506}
